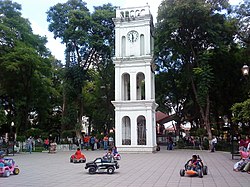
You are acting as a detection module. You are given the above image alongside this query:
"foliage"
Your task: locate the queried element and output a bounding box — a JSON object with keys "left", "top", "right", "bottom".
{"left": 15, "top": 135, "right": 25, "bottom": 142}
{"left": 231, "top": 99, "right": 250, "bottom": 123}
{"left": 25, "top": 128, "right": 43, "bottom": 138}
{"left": 47, "top": 0, "right": 116, "bottom": 135}
{"left": 155, "top": 0, "right": 241, "bottom": 139}
{"left": 233, "top": 0, "right": 250, "bottom": 46}
{"left": 0, "top": 106, "right": 7, "bottom": 127}
{"left": 0, "top": 0, "right": 58, "bottom": 136}
{"left": 61, "top": 130, "right": 75, "bottom": 138}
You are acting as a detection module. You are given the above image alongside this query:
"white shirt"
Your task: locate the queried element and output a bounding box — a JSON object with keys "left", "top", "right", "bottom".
{"left": 211, "top": 137, "right": 217, "bottom": 144}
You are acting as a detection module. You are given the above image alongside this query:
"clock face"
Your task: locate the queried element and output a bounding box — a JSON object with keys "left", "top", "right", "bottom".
{"left": 127, "top": 30, "right": 139, "bottom": 43}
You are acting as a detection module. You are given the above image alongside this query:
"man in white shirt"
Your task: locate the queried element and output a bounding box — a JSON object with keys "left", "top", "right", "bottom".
{"left": 211, "top": 136, "right": 217, "bottom": 152}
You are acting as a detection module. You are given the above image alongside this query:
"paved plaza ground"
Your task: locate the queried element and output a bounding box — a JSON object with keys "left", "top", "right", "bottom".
{"left": 0, "top": 148, "right": 249, "bottom": 187}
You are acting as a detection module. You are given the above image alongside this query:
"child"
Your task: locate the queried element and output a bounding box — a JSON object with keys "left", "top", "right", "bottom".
{"left": 103, "top": 148, "right": 114, "bottom": 161}
{"left": 113, "top": 146, "right": 118, "bottom": 155}
{"left": 74, "top": 148, "right": 86, "bottom": 160}
{"left": 187, "top": 155, "right": 201, "bottom": 170}
{"left": 112, "top": 146, "right": 121, "bottom": 160}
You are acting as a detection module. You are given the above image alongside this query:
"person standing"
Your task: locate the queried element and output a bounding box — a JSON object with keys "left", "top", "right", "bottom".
{"left": 108, "top": 136, "right": 114, "bottom": 147}
{"left": 27, "top": 136, "right": 33, "bottom": 154}
{"left": 84, "top": 135, "right": 90, "bottom": 150}
{"left": 211, "top": 136, "right": 217, "bottom": 152}
{"left": 103, "top": 135, "right": 108, "bottom": 150}
{"left": 167, "top": 136, "right": 173, "bottom": 150}
{"left": 44, "top": 138, "right": 49, "bottom": 150}
{"left": 90, "top": 136, "right": 95, "bottom": 151}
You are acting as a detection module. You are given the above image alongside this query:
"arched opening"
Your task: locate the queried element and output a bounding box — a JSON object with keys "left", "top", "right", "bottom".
{"left": 137, "top": 115, "right": 146, "bottom": 145}
{"left": 136, "top": 72, "right": 145, "bottom": 100}
{"left": 121, "top": 36, "right": 126, "bottom": 57}
{"left": 140, "top": 9, "right": 145, "bottom": 16}
{"left": 140, "top": 34, "right": 145, "bottom": 56}
{"left": 122, "top": 73, "right": 130, "bottom": 100}
{"left": 125, "top": 11, "right": 129, "bottom": 18}
{"left": 135, "top": 10, "right": 140, "bottom": 16}
{"left": 130, "top": 10, "right": 135, "bottom": 18}
{"left": 120, "top": 11, "right": 124, "bottom": 18}
{"left": 122, "top": 116, "right": 131, "bottom": 145}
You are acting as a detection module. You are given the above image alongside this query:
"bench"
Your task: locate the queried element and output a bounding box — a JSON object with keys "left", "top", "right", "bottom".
{"left": 232, "top": 151, "right": 241, "bottom": 160}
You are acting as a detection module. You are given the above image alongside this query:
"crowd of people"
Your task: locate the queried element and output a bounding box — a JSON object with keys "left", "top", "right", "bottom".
{"left": 80, "top": 135, "right": 114, "bottom": 151}
{"left": 233, "top": 135, "right": 250, "bottom": 174}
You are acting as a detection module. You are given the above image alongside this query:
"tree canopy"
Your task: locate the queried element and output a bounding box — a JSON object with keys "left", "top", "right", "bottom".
{"left": 155, "top": 0, "right": 249, "bottom": 138}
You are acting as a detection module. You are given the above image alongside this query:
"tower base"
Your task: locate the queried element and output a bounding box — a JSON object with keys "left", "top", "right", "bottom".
{"left": 117, "top": 146, "right": 157, "bottom": 153}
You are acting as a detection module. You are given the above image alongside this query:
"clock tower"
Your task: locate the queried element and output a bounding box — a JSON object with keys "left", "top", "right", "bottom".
{"left": 112, "top": 4, "right": 158, "bottom": 153}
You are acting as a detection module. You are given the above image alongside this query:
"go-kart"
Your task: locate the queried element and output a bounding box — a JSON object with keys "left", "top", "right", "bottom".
{"left": 180, "top": 155, "right": 208, "bottom": 178}
{"left": 0, "top": 158, "right": 20, "bottom": 177}
{"left": 85, "top": 157, "right": 119, "bottom": 174}
{"left": 113, "top": 153, "right": 121, "bottom": 160}
{"left": 70, "top": 154, "right": 86, "bottom": 163}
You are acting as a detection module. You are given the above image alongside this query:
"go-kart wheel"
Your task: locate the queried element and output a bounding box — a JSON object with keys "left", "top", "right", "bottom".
{"left": 203, "top": 166, "right": 208, "bottom": 175}
{"left": 107, "top": 166, "right": 115, "bottom": 174}
{"left": 88, "top": 167, "right": 96, "bottom": 174}
{"left": 180, "top": 169, "right": 185, "bottom": 177}
{"left": 13, "top": 168, "right": 20, "bottom": 175}
{"left": 198, "top": 170, "right": 203, "bottom": 178}
{"left": 3, "top": 170, "right": 10, "bottom": 177}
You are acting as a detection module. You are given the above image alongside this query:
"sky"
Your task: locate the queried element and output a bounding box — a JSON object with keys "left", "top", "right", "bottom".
{"left": 12, "top": 0, "right": 242, "bottom": 63}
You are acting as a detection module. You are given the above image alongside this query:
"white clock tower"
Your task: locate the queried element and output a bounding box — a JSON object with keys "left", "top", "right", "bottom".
{"left": 112, "top": 4, "right": 158, "bottom": 152}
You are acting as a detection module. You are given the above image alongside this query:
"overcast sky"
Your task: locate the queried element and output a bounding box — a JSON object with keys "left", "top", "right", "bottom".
{"left": 12, "top": 0, "right": 242, "bottom": 63}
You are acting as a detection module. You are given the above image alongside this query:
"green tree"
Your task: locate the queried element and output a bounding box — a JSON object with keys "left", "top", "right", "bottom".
{"left": 0, "top": 0, "right": 56, "bottom": 135}
{"left": 47, "top": 1, "right": 116, "bottom": 135}
{"left": 155, "top": 0, "right": 237, "bottom": 139}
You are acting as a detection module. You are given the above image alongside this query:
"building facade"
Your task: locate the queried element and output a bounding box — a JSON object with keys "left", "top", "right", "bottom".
{"left": 112, "top": 5, "right": 158, "bottom": 152}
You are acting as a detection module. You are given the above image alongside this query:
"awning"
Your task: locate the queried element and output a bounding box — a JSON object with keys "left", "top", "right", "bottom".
{"left": 156, "top": 111, "right": 174, "bottom": 125}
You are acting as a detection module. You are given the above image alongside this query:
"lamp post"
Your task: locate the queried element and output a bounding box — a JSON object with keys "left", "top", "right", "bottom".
{"left": 241, "top": 65, "right": 249, "bottom": 76}
{"left": 11, "top": 122, "right": 15, "bottom": 156}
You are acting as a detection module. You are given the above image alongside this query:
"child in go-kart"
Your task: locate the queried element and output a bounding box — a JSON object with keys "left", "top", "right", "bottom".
{"left": 112, "top": 146, "right": 121, "bottom": 160}
{"left": 71, "top": 148, "right": 86, "bottom": 161}
{"left": 103, "top": 148, "right": 115, "bottom": 162}
{"left": 186, "top": 155, "right": 202, "bottom": 171}
{"left": 75, "top": 148, "right": 86, "bottom": 159}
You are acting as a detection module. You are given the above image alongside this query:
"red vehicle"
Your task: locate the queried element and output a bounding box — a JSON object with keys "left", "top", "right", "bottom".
{"left": 70, "top": 154, "right": 86, "bottom": 163}
{"left": 70, "top": 148, "right": 86, "bottom": 163}
{"left": 0, "top": 158, "right": 20, "bottom": 177}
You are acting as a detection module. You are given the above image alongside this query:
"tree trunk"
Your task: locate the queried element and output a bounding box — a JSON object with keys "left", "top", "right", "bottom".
{"left": 191, "top": 78, "right": 212, "bottom": 140}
